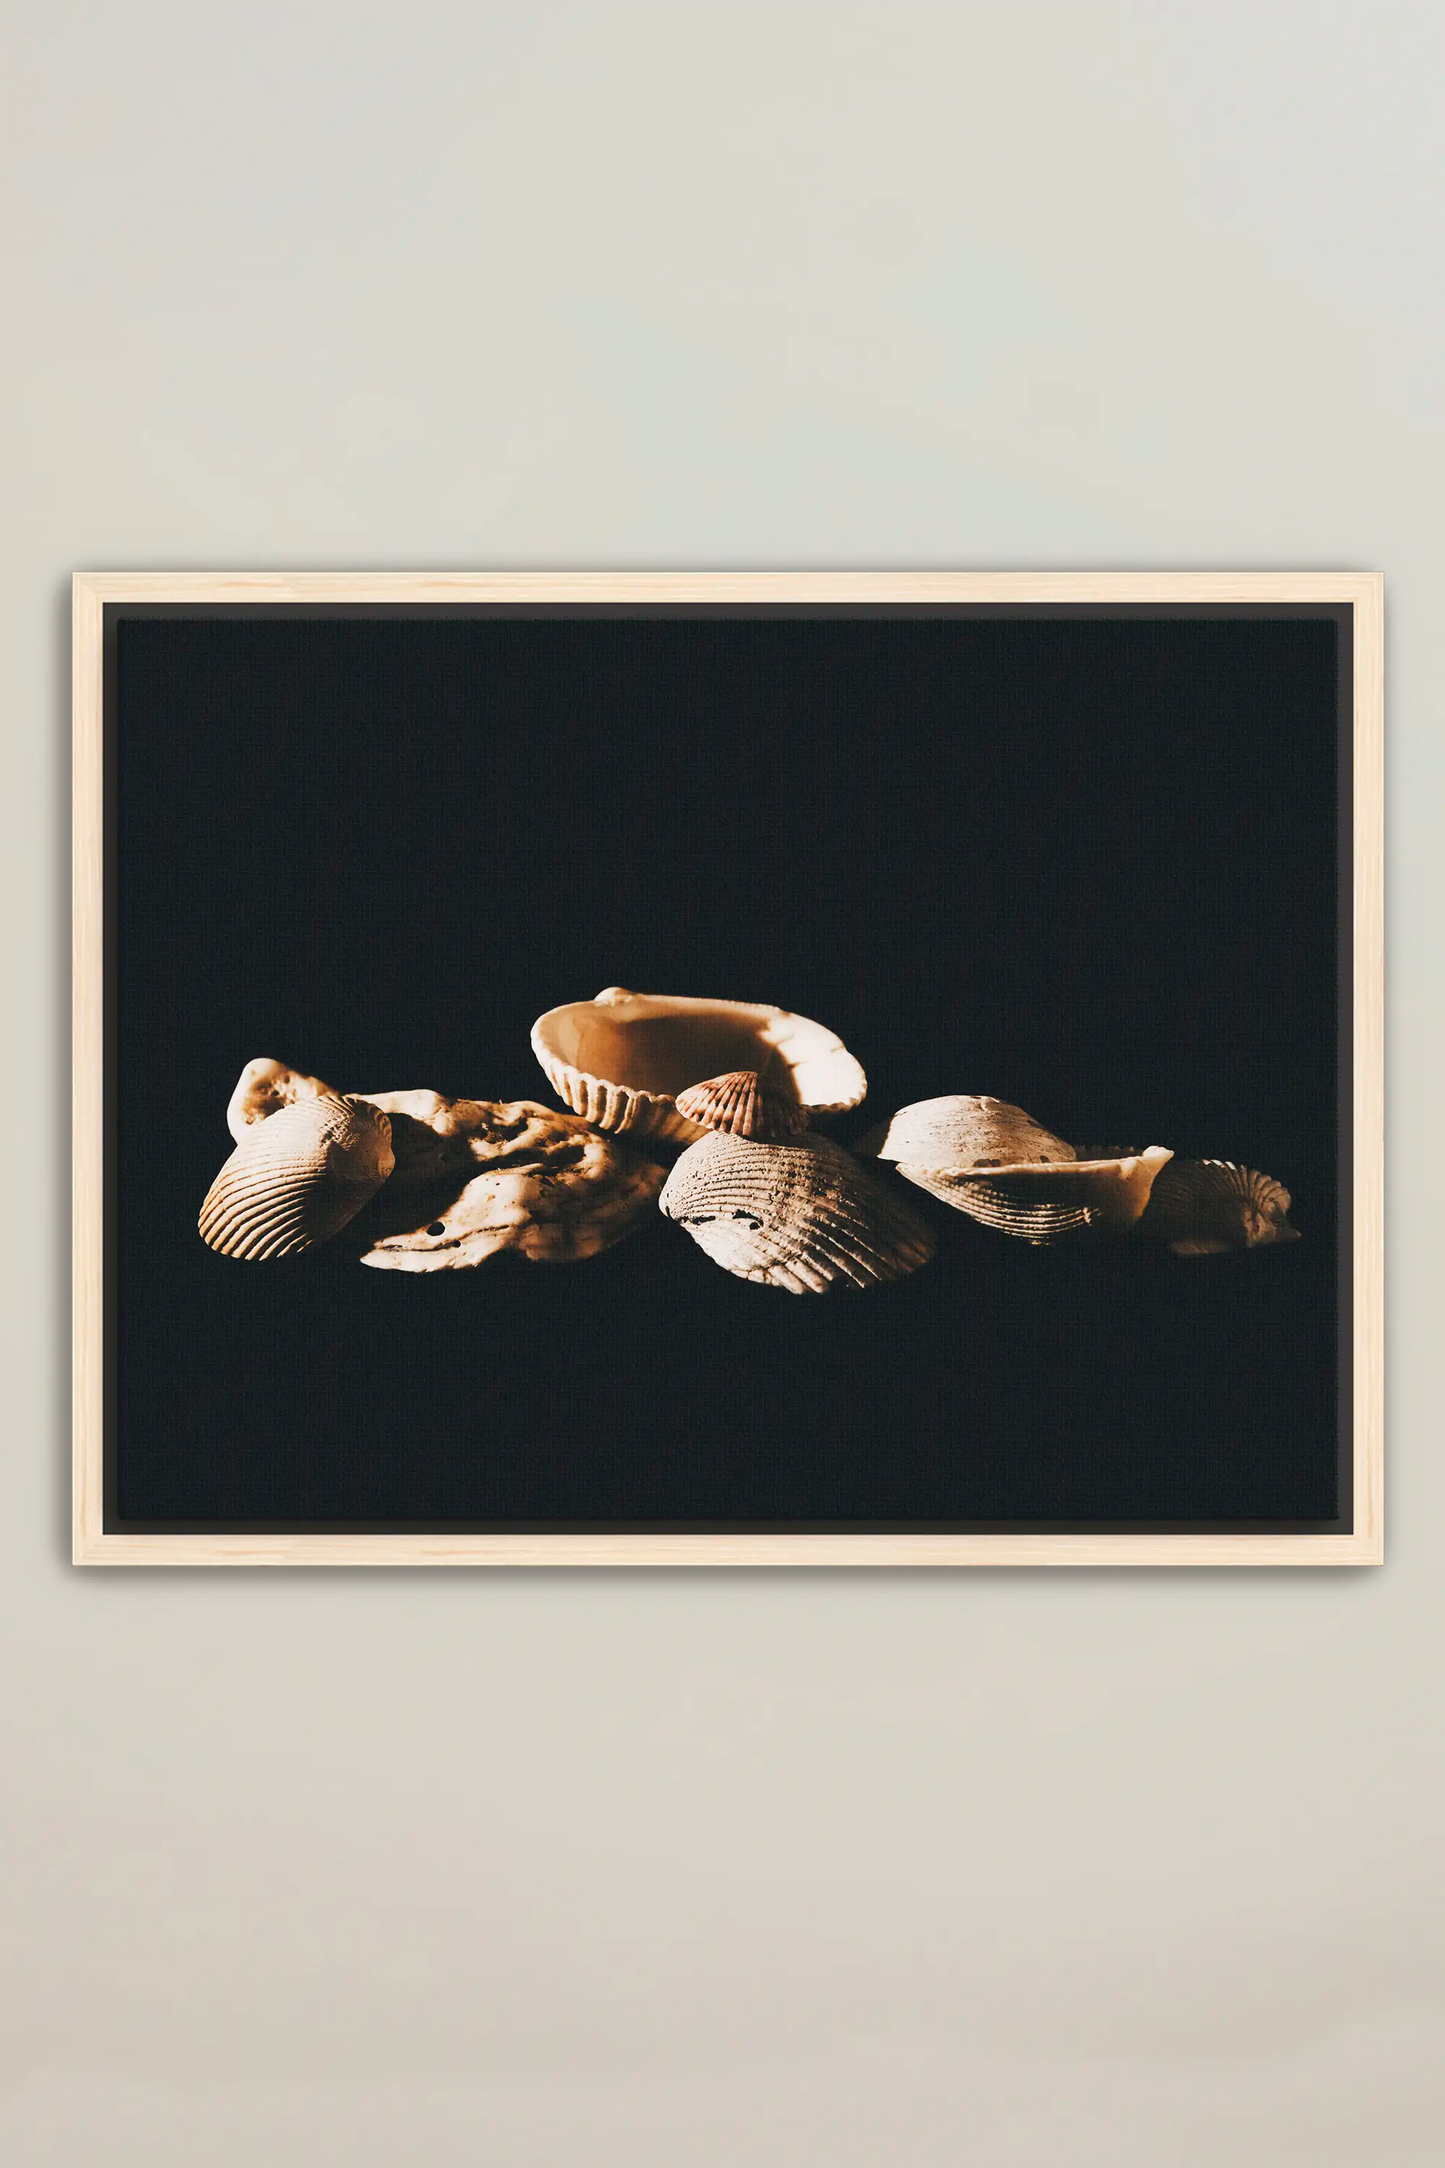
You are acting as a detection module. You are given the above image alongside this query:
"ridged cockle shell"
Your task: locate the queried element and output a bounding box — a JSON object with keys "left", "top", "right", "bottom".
{"left": 1135, "top": 1159, "right": 1299, "bottom": 1255}
{"left": 863, "top": 1095, "right": 1077, "bottom": 1172}
{"left": 913, "top": 1148, "right": 1175, "bottom": 1242}
{"left": 659, "top": 1131, "right": 935, "bottom": 1292}
{"left": 199, "top": 1094, "right": 395, "bottom": 1259}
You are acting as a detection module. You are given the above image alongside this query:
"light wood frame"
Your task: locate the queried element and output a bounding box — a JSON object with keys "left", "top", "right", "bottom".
{"left": 73, "top": 573, "right": 1383, "bottom": 1566}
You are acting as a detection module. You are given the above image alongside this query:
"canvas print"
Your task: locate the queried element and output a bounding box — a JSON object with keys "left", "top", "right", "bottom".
{"left": 73, "top": 575, "right": 1381, "bottom": 1563}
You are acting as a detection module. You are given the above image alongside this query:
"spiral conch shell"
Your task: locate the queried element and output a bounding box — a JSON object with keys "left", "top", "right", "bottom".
{"left": 531, "top": 989, "right": 865, "bottom": 1145}
{"left": 659, "top": 1132, "right": 935, "bottom": 1292}
{"left": 199, "top": 1093, "right": 395, "bottom": 1258}
{"left": 1135, "top": 1159, "right": 1299, "bottom": 1255}
{"left": 343, "top": 1095, "right": 664, "bottom": 1271}
{"left": 860, "top": 1095, "right": 1173, "bottom": 1244}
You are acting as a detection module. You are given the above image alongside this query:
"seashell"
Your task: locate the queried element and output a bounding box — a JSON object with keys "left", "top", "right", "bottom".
{"left": 674, "top": 1070, "right": 810, "bottom": 1142}
{"left": 857, "top": 1094, "right": 1170, "bottom": 1244}
{"left": 344, "top": 1097, "right": 665, "bottom": 1270}
{"left": 225, "top": 1057, "right": 341, "bottom": 1142}
{"left": 1134, "top": 1159, "right": 1300, "bottom": 1256}
{"left": 349, "top": 1088, "right": 543, "bottom": 1191}
{"left": 861, "top": 1095, "right": 1077, "bottom": 1173}
{"left": 909, "top": 1147, "right": 1175, "bottom": 1243}
{"left": 531, "top": 988, "right": 865, "bottom": 1146}
{"left": 658, "top": 1132, "right": 935, "bottom": 1292}
{"left": 200, "top": 1095, "right": 395, "bottom": 1259}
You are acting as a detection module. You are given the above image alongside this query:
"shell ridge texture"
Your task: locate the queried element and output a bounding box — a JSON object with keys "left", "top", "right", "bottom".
{"left": 659, "top": 1132, "right": 935, "bottom": 1292}
{"left": 199, "top": 1096, "right": 394, "bottom": 1260}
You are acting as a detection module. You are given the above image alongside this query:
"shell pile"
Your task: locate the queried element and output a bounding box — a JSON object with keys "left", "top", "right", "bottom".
{"left": 200, "top": 1065, "right": 663, "bottom": 1270}
{"left": 859, "top": 1092, "right": 1296, "bottom": 1255}
{"left": 197, "top": 991, "right": 1300, "bottom": 1286}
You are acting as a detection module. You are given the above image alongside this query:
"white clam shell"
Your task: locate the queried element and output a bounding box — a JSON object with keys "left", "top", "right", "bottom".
{"left": 200, "top": 1095, "right": 395, "bottom": 1259}
{"left": 531, "top": 989, "right": 866, "bottom": 1145}
{"left": 658, "top": 1132, "right": 935, "bottom": 1292}
{"left": 344, "top": 1096, "right": 665, "bottom": 1271}
{"left": 858, "top": 1095, "right": 1172, "bottom": 1243}
{"left": 904, "top": 1147, "right": 1174, "bottom": 1243}
{"left": 1135, "top": 1159, "right": 1299, "bottom": 1255}
{"left": 862, "top": 1095, "right": 1077, "bottom": 1172}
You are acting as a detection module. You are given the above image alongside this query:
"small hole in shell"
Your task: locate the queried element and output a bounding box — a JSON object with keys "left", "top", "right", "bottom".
{"left": 427, "top": 1221, "right": 446, "bottom": 1236}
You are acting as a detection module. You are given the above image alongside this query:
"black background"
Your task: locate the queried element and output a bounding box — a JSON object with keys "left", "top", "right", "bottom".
{"left": 110, "top": 610, "right": 1344, "bottom": 1529}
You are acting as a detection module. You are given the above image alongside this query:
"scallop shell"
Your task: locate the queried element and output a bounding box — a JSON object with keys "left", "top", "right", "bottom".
{"left": 343, "top": 1097, "right": 665, "bottom": 1271}
{"left": 673, "top": 1070, "right": 810, "bottom": 1142}
{"left": 225, "top": 1057, "right": 341, "bottom": 1142}
{"left": 1134, "top": 1159, "right": 1299, "bottom": 1255}
{"left": 909, "top": 1147, "right": 1174, "bottom": 1243}
{"left": 658, "top": 1132, "right": 935, "bottom": 1292}
{"left": 862, "top": 1095, "right": 1077, "bottom": 1172}
{"left": 200, "top": 1095, "right": 395, "bottom": 1259}
{"left": 531, "top": 989, "right": 864, "bottom": 1145}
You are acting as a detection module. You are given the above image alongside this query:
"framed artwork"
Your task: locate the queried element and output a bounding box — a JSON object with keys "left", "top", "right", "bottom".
{"left": 72, "top": 573, "right": 1382, "bottom": 1566}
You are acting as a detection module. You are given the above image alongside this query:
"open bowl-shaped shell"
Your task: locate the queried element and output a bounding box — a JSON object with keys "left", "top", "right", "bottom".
{"left": 530, "top": 989, "right": 866, "bottom": 1146}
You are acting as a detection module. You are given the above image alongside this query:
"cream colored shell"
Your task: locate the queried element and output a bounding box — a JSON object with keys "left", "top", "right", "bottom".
{"left": 858, "top": 1094, "right": 1174, "bottom": 1244}
{"left": 658, "top": 1131, "right": 935, "bottom": 1292}
{"left": 531, "top": 989, "right": 865, "bottom": 1145}
{"left": 863, "top": 1095, "right": 1077, "bottom": 1172}
{"left": 909, "top": 1147, "right": 1175, "bottom": 1243}
{"left": 344, "top": 1095, "right": 664, "bottom": 1271}
{"left": 200, "top": 1094, "right": 395, "bottom": 1259}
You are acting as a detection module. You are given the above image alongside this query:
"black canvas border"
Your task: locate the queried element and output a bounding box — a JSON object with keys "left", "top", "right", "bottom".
{"left": 100, "top": 600, "right": 1354, "bottom": 1538}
